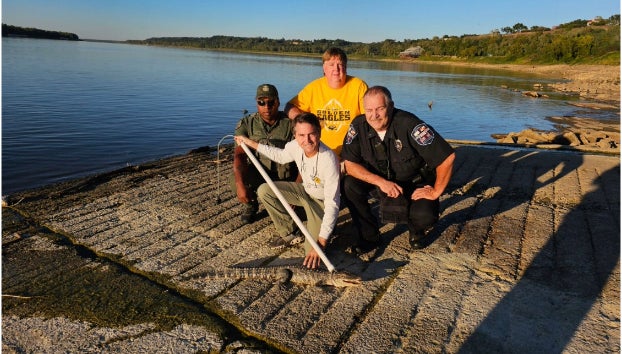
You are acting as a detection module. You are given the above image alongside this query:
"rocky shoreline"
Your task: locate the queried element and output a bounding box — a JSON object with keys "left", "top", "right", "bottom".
{"left": 393, "top": 60, "right": 620, "bottom": 153}
{"left": 491, "top": 115, "right": 620, "bottom": 155}
{"left": 465, "top": 63, "right": 619, "bottom": 153}
{"left": 425, "top": 62, "right": 620, "bottom": 103}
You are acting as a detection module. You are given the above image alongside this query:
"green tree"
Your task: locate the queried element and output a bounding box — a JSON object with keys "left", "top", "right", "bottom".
{"left": 501, "top": 26, "right": 514, "bottom": 34}
{"left": 513, "top": 23, "right": 528, "bottom": 33}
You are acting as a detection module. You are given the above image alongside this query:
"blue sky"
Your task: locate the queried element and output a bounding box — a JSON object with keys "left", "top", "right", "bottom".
{"left": 2, "top": 0, "right": 619, "bottom": 42}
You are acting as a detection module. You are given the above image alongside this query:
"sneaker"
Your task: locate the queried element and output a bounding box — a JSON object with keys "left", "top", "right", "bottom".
{"left": 269, "top": 232, "right": 304, "bottom": 249}
{"left": 240, "top": 202, "right": 257, "bottom": 224}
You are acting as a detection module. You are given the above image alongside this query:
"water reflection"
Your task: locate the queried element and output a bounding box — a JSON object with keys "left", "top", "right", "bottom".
{"left": 2, "top": 39, "right": 617, "bottom": 195}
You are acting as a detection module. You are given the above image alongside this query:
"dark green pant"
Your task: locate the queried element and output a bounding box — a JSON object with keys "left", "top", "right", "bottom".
{"left": 230, "top": 165, "right": 296, "bottom": 202}
{"left": 229, "top": 167, "right": 265, "bottom": 203}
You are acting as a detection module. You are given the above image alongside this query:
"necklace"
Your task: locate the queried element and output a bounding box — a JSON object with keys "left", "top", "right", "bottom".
{"left": 301, "top": 152, "right": 321, "bottom": 186}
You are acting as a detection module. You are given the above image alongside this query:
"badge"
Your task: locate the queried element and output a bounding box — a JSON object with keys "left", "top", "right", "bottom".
{"left": 345, "top": 125, "right": 357, "bottom": 145}
{"left": 395, "top": 139, "right": 403, "bottom": 152}
{"left": 411, "top": 123, "right": 434, "bottom": 146}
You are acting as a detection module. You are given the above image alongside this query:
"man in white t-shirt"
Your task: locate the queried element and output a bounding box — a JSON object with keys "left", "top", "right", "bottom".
{"left": 234, "top": 113, "right": 340, "bottom": 269}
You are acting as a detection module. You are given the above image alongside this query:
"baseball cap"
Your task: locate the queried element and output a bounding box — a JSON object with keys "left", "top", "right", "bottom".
{"left": 256, "top": 84, "right": 279, "bottom": 99}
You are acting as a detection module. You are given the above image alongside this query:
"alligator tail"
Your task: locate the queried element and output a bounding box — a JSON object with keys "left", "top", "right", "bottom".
{"left": 203, "top": 267, "right": 293, "bottom": 283}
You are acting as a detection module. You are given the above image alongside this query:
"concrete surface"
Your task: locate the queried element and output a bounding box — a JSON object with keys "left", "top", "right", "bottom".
{"left": 2, "top": 144, "right": 620, "bottom": 353}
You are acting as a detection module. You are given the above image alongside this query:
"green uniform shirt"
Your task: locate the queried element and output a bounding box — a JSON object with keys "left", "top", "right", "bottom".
{"left": 235, "top": 111, "right": 295, "bottom": 180}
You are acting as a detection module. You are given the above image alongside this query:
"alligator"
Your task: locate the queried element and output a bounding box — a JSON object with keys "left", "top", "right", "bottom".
{"left": 193, "top": 266, "right": 362, "bottom": 287}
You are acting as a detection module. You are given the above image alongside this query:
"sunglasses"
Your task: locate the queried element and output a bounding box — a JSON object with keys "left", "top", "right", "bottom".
{"left": 257, "top": 99, "right": 276, "bottom": 107}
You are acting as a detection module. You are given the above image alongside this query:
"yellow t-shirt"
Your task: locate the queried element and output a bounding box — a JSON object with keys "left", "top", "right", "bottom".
{"left": 288, "top": 75, "right": 368, "bottom": 155}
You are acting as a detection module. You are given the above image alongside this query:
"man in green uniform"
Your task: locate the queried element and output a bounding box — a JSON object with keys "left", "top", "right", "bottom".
{"left": 230, "top": 84, "right": 297, "bottom": 224}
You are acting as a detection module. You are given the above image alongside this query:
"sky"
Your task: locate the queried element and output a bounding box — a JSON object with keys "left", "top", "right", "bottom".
{"left": 2, "top": 0, "right": 620, "bottom": 42}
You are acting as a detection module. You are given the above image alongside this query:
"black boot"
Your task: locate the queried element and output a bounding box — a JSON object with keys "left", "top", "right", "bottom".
{"left": 240, "top": 201, "right": 258, "bottom": 224}
{"left": 409, "top": 227, "right": 432, "bottom": 250}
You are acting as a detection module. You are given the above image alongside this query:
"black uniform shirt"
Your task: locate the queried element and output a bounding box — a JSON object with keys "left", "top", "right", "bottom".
{"left": 341, "top": 108, "right": 454, "bottom": 183}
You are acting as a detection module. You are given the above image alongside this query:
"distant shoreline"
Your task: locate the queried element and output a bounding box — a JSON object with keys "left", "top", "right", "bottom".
{"left": 2, "top": 24, "right": 79, "bottom": 41}
{"left": 20, "top": 35, "right": 622, "bottom": 110}
{"left": 121, "top": 41, "right": 620, "bottom": 103}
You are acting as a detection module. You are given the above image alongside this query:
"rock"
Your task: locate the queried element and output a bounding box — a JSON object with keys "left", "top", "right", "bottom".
{"left": 551, "top": 134, "right": 571, "bottom": 145}
{"left": 522, "top": 91, "right": 541, "bottom": 98}
{"left": 577, "top": 132, "right": 590, "bottom": 145}
{"left": 502, "top": 136, "right": 518, "bottom": 144}
{"left": 522, "top": 129, "right": 554, "bottom": 143}
{"left": 494, "top": 114, "right": 620, "bottom": 153}
{"left": 596, "top": 139, "right": 616, "bottom": 149}
{"left": 562, "top": 132, "right": 582, "bottom": 146}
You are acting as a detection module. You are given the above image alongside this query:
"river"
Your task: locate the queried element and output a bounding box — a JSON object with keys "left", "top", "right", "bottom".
{"left": 2, "top": 38, "right": 613, "bottom": 195}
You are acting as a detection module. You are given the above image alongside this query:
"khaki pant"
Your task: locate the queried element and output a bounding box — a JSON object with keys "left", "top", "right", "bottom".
{"left": 257, "top": 181, "right": 324, "bottom": 253}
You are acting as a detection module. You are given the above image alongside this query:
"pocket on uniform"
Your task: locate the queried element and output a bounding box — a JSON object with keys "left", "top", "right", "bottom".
{"left": 378, "top": 192, "right": 409, "bottom": 224}
{"left": 392, "top": 154, "right": 423, "bottom": 181}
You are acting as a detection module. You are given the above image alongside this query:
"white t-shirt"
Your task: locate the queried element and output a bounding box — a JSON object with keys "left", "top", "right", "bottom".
{"left": 257, "top": 141, "right": 340, "bottom": 239}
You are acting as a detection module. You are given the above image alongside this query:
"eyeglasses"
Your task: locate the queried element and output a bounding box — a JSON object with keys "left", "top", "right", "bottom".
{"left": 257, "top": 99, "right": 276, "bottom": 107}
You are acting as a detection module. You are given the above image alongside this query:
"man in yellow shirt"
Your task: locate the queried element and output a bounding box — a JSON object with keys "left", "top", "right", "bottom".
{"left": 285, "top": 47, "right": 368, "bottom": 156}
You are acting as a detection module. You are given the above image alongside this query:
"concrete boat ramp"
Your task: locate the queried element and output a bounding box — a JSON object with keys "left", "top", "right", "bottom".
{"left": 2, "top": 144, "right": 620, "bottom": 353}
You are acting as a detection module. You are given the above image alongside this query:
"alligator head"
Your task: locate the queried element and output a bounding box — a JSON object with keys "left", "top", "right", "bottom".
{"left": 327, "top": 270, "right": 362, "bottom": 287}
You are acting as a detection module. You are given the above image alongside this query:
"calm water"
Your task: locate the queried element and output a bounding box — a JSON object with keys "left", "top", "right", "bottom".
{"left": 3, "top": 38, "right": 616, "bottom": 195}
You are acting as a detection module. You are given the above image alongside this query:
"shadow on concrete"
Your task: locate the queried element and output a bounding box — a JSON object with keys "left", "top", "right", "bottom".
{"left": 434, "top": 146, "right": 584, "bottom": 243}
{"left": 455, "top": 158, "right": 620, "bottom": 353}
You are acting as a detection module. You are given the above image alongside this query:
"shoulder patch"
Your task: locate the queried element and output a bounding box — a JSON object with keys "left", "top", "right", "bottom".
{"left": 345, "top": 125, "right": 357, "bottom": 145}
{"left": 411, "top": 123, "right": 434, "bottom": 146}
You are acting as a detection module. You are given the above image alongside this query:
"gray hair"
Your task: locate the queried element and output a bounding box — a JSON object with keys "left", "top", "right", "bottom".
{"left": 364, "top": 86, "right": 394, "bottom": 106}
{"left": 293, "top": 112, "right": 321, "bottom": 135}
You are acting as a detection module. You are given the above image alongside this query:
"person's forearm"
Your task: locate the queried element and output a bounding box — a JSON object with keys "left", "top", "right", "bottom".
{"left": 235, "top": 137, "right": 291, "bottom": 165}
{"left": 232, "top": 147, "right": 248, "bottom": 186}
{"left": 344, "top": 161, "right": 385, "bottom": 187}
{"left": 243, "top": 139, "right": 259, "bottom": 150}
{"left": 284, "top": 102, "right": 303, "bottom": 119}
{"left": 319, "top": 174, "right": 340, "bottom": 240}
{"left": 318, "top": 203, "right": 339, "bottom": 240}
{"left": 432, "top": 152, "right": 456, "bottom": 198}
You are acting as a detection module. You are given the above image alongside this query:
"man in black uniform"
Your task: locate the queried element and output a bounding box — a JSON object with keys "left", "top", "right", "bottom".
{"left": 341, "top": 86, "right": 455, "bottom": 252}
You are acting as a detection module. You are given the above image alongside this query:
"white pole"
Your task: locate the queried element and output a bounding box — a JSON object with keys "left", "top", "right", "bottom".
{"left": 239, "top": 142, "right": 335, "bottom": 272}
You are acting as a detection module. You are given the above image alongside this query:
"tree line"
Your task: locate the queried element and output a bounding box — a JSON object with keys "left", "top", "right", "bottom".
{"left": 2, "top": 24, "right": 80, "bottom": 41}
{"left": 128, "top": 15, "right": 619, "bottom": 65}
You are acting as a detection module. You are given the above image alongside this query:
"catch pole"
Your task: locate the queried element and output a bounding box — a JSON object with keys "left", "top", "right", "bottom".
{"left": 239, "top": 142, "right": 335, "bottom": 272}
